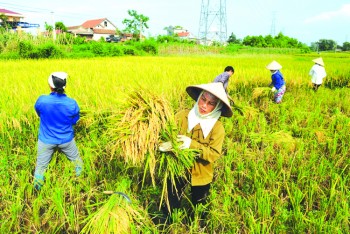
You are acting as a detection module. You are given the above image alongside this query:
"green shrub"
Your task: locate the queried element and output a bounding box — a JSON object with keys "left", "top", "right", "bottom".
{"left": 91, "top": 42, "right": 105, "bottom": 55}
{"left": 0, "top": 51, "right": 20, "bottom": 59}
{"left": 37, "top": 43, "right": 64, "bottom": 58}
{"left": 122, "top": 45, "right": 140, "bottom": 55}
{"left": 18, "top": 41, "right": 34, "bottom": 58}
{"left": 73, "top": 36, "right": 86, "bottom": 45}
{"left": 108, "top": 44, "right": 124, "bottom": 56}
{"left": 222, "top": 44, "right": 242, "bottom": 54}
{"left": 139, "top": 40, "right": 158, "bottom": 54}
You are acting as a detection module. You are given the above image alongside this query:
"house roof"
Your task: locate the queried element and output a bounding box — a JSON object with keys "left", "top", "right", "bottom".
{"left": 177, "top": 32, "right": 190, "bottom": 37}
{"left": 81, "top": 18, "right": 107, "bottom": 28}
{"left": 0, "top": 8, "right": 24, "bottom": 17}
{"left": 93, "top": 28, "right": 116, "bottom": 34}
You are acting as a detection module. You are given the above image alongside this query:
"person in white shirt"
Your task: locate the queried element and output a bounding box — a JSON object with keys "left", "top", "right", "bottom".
{"left": 309, "top": 57, "right": 327, "bottom": 91}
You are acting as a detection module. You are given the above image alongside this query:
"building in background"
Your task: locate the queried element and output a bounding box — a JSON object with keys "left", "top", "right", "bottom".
{"left": 0, "top": 8, "right": 40, "bottom": 34}
{"left": 67, "top": 18, "right": 117, "bottom": 41}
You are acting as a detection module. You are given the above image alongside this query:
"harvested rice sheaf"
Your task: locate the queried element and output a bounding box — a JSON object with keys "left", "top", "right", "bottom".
{"left": 80, "top": 193, "right": 155, "bottom": 234}
{"left": 106, "top": 89, "right": 173, "bottom": 165}
{"left": 106, "top": 89, "right": 198, "bottom": 206}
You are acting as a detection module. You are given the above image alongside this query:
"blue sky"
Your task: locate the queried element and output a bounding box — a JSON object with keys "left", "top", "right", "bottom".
{"left": 1, "top": 0, "right": 349, "bottom": 45}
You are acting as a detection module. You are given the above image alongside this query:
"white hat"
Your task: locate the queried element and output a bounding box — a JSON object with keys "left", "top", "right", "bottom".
{"left": 48, "top": 72, "right": 68, "bottom": 89}
{"left": 186, "top": 83, "right": 232, "bottom": 117}
{"left": 266, "top": 60, "right": 282, "bottom": 70}
{"left": 312, "top": 57, "right": 324, "bottom": 66}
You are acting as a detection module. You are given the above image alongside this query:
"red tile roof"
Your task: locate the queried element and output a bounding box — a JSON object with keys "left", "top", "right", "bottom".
{"left": 177, "top": 32, "right": 190, "bottom": 37}
{"left": 81, "top": 18, "right": 106, "bottom": 28}
{"left": 0, "top": 8, "right": 22, "bottom": 15}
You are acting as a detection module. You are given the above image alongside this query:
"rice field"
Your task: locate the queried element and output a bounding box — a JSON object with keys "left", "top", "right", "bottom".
{"left": 1, "top": 53, "right": 350, "bottom": 233}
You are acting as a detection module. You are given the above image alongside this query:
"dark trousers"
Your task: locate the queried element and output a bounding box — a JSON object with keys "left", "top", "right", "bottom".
{"left": 165, "top": 177, "right": 211, "bottom": 221}
{"left": 312, "top": 83, "right": 321, "bottom": 91}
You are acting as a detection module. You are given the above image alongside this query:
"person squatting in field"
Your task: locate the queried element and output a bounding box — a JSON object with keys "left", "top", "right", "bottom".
{"left": 309, "top": 57, "right": 327, "bottom": 91}
{"left": 266, "top": 60, "right": 286, "bottom": 104}
{"left": 159, "top": 82, "right": 232, "bottom": 227}
{"left": 33, "top": 72, "right": 83, "bottom": 190}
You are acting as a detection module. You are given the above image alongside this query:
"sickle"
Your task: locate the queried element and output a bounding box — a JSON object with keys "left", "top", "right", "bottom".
{"left": 103, "top": 191, "right": 132, "bottom": 204}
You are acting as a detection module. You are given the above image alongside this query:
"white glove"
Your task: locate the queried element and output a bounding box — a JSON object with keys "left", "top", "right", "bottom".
{"left": 159, "top": 141, "right": 173, "bottom": 152}
{"left": 271, "top": 87, "right": 276, "bottom": 92}
{"left": 177, "top": 135, "right": 191, "bottom": 149}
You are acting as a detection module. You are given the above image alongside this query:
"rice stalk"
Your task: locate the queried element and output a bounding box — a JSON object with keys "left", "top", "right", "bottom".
{"left": 250, "top": 130, "right": 297, "bottom": 152}
{"left": 106, "top": 88, "right": 172, "bottom": 162}
{"left": 252, "top": 87, "right": 271, "bottom": 100}
{"left": 104, "top": 88, "right": 176, "bottom": 187}
{"left": 80, "top": 193, "right": 155, "bottom": 234}
{"left": 155, "top": 119, "right": 198, "bottom": 211}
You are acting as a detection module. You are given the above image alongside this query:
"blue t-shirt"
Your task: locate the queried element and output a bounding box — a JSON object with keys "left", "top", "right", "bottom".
{"left": 271, "top": 70, "right": 285, "bottom": 89}
{"left": 35, "top": 92, "right": 80, "bottom": 144}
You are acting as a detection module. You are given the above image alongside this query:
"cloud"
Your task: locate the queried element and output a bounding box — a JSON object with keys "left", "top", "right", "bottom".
{"left": 304, "top": 3, "right": 350, "bottom": 23}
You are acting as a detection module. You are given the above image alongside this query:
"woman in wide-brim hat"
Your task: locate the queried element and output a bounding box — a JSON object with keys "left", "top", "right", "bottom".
{"left": 266, "top": 60, "right": 286, "bottom": 104}
{"left": 309, "top": 57, "right": 327, "bottom": 91}
{"left": 159, "top": 82, "right": 232, "bottom": 226}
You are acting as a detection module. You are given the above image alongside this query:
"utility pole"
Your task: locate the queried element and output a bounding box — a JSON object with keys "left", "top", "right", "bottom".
{"left": 139, "top": 19, "right": 142, "bottom": 41}
{"left": 270, "top": 11, "right": 276, "bottom": 37}
{"left": 51, "top": 11, "right": 56, "bottom": 41}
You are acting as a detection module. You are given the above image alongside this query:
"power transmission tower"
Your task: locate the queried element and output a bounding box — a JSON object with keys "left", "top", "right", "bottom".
{"left": 198, "top": 0, "right": 227, "bottom": 45}
{"left": 270, "top": 11, "right": 276, "bottom": 37}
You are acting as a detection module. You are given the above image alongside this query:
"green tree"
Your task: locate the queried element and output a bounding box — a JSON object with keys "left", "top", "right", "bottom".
{"left": 55, "top": 21, "right": 67, "bottom": 32}
{"left": 227, "top": 32, "right": 241, "bottom": 44}
{"left": 317, "top": 39, "right": 337, "bottom": 51}
{"left": 122, "top": 10, "right": 149, "bottom": 39}
{"left": 0, "top": 13, "right": 9, "bottom": 31}
{"left": 45, "top": 22, "right": 53, "bottom": 32}
{"left": 342, "top": 42, "right": 350, "bottom": 51}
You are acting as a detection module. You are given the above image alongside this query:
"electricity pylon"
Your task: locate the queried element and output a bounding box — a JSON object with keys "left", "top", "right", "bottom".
{"left": 198, "top": 0, "right": 227, "bottom": 45}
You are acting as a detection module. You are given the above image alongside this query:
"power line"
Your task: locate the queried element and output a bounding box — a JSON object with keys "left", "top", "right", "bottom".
{"left": 0, "top": 2, "right": 51, "bottom": 13}
{"left": 0, "top": 2, "right": 98, "bottom": 22}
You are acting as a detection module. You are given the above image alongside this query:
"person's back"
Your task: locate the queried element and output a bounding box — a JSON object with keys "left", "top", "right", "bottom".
{"left": 33, "top": 71, "right": 83, "bottom": 191}
{"left": 35, "top": 92, "right": 79, "bottom": 144}
{"left": 212, "top": 66, "right": 234, "bottom": 91}
{"left": 309, "top": 64, "right": 326, "bottom": 85}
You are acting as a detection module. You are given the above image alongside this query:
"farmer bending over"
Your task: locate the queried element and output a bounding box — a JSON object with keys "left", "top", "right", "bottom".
{"left": 266, "top": 60, "right": 286, "bottom": 104}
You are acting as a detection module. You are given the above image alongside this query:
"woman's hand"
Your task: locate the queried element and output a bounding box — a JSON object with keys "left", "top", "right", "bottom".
{"left": 158, "top": 141, "right": 173, "bottom": 152}
{"left": 177, "top": 135, "right": 192, "bottom": 149}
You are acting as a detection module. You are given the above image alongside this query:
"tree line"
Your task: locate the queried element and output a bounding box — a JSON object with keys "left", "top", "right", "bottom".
{"left": 227, "top": 32, "right": 350, "bottom": 52}
{"left": 1, "top": 10, "right": 350, "bottom": 52}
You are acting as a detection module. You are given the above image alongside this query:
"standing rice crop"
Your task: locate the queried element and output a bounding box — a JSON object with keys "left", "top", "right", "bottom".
{"left": 252, "top": 87, "right": 272, "bottom": 100}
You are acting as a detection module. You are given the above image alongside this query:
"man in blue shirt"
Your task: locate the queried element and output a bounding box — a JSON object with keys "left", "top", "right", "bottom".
{"left": 33, "top": 72, "right": 83, "bottom": 190}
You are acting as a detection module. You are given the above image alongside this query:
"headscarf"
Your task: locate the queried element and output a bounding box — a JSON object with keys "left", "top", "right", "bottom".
{"left": 187, "top": 91, "right": 223, "bottom": 139}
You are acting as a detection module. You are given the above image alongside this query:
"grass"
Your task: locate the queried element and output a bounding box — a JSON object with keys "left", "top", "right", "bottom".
{"left": 1, "top": 53, "right": 350, "bottom": 233}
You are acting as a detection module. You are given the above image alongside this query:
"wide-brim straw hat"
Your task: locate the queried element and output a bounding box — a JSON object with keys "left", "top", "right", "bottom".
{"left": 266, "top": 60, "right": 282, "bottom": 70}
{"left": 312, "top": 57, "right": 324, "bottom": 66}
{"left": 186, "top": 82, "right": 233, "bottom": 117}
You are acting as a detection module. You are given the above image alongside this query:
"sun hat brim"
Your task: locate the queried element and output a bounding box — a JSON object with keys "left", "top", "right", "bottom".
{"left": 186, "top": 83, "right": 233, "bottom": 117}
{"left": 312, "top": 57, "right": 324, "bottom": 66}
{"left": 266, "top": 60, "right": 282, "bottom": 70}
